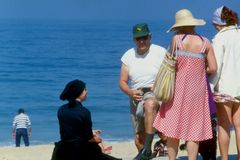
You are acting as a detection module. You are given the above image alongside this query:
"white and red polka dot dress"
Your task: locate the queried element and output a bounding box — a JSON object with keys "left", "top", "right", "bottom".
{"left": 153, "top": 35, "right": 213, "bottom": 141}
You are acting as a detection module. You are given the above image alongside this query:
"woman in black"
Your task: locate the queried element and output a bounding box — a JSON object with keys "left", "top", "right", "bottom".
{"left": 56, "top": 79, "right": 121, "bottom": 160}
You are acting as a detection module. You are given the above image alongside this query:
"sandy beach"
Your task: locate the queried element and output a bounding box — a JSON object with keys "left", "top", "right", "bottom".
{"left": 0, "top": 132, "right": 238, "bottom": 160}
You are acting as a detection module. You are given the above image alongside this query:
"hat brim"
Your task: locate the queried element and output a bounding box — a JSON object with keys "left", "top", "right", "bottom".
{"left": 167, "top": 19, "right": 206, "bottom": 33}
{"left": 133, "top": 32, "right": 149, "bottom": 38}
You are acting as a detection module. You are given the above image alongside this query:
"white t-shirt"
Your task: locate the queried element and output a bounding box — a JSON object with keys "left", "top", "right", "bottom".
{"left": 121, "top": 44, "right": 166, "bottom": 89}
{"left": 210, "top": 26, "right": 240, "bottom": 97}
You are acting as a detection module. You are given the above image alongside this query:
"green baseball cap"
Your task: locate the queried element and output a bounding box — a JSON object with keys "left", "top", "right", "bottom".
{"left": 132, "top": 23, "right": 150, "bottom": 38}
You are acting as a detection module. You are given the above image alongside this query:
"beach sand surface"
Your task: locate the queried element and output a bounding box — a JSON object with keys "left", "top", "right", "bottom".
{"left": 0, "top": 132, "right": 237, "bottom": 160}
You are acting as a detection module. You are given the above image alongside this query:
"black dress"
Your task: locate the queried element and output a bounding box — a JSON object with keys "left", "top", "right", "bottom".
{"left": 54, "top": 101, "right": 120, "bottom": 160}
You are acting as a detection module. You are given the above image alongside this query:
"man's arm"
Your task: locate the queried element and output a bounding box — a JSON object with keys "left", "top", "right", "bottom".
{"left": 12, "top": 118, "right": 16, "bottom": 138}
{"left": 12, "top": 126, "right": 16, "bottom": 138}
{"left": 27, "top": 116, "right": 32, "bottom": 137}
{"left": 28, "top": 125, "right": 32, "bottom": 137}
{"left": 119, "top": 63, "right": 142, "bottom": 101}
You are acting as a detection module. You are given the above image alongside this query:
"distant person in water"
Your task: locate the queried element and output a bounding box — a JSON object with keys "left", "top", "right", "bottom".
{"left": 56, "top": 79, "right": 121, "bottom": 160}
{"left": 12, "top": 108, "right": 32, "bottom": 147}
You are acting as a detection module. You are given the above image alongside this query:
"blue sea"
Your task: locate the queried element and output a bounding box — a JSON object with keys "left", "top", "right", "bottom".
{"left": 0, "top": 19, "right": 216, "bottom": 146}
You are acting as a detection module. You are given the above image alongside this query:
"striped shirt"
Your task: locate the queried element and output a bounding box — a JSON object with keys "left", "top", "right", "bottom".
{"left": 13, "top": 113, "right": 31, "bottom": 129}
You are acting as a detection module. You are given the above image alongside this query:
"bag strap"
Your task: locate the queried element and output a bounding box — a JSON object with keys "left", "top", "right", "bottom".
{"left": 167, "top": 35, "right": 180, "bottom": 57}
{"left": 176, "top": 35, "right": 184, "bottom": 50}
{"left": 169, "top": 36, "right": 178, "bottom": 57}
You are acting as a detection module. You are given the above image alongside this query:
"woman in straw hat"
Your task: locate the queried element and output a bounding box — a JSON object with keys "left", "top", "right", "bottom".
{"left": 153, "top": 9, "right": 217, "bottom": 160}
{"left": 210, "top": 6, "right": 240, "bottom": 160}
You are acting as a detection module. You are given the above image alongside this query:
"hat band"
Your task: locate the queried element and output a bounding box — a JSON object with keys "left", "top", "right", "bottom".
{"left": 173, "top": 21, "right": 205, "bottom": 29}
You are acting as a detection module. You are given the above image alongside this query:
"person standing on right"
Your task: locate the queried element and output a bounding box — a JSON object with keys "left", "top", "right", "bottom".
{"left": 12, "top": 108, "right": 32, "bottom": 147}
{"left": 210, "top": 6, "right": 240, "bottom": 160}
{"left": 153, "top": 9, "right": 217, "bottom": 160}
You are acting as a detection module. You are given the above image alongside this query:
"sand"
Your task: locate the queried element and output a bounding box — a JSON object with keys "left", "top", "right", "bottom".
{"left": 0, "top": 132, "right": 238, "bottom": 160}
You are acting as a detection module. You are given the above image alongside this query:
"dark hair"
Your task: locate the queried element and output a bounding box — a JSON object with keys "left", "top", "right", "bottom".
{"left": 60, "top": 79, "right": 86, "bottom": 101}
{"left": 18, "top": 108, "right": 25, "bottom": 114}
{"left": 221, "top": 6, "right": 239, "bottom": 25}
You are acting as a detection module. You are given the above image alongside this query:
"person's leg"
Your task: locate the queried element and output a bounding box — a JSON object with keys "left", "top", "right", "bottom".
{"left": 186, "top": 141, "right": 199, "bottom": 160}
{"left": 198, "top": 140, "right": 210, "bottom": 160}
{"left": 199, "top": 118, "right": 217, "bottom": 160}
{"left": 134, "top": 97, "right": 159, "bottom": 159}
{"left": 232, "top": 102, "right": 240, "bottom": 159}
{"left": 134, "top": 132, "right": 145, "bottom": 151}
{"left": 167, "top": 137, "right": 179, "bottom": 160}
{"left": 15, "top": 129, "right": 21, "bottom": 147}
{"left": 142, "top": 98, "right": 159, "bottom": 151}
{"left": 210, "top": 129, "right": 217, "bottom": 160}
{"left": 144, "top": 97, "right": 159, "bottom": 134}
{"left": 211, "top": 118, "right": 218, "bottom": 160}
{"left": 22, "top": 128, "right": 30, "bottom": 146}
{"left": 216, "top": 102, "right": 232, "bottom": 160}
{"left": 130, "top": 99, "right": 145, "bottom": 151}
{"left": 142, "top": 97, "right": 159, "bottom": 150}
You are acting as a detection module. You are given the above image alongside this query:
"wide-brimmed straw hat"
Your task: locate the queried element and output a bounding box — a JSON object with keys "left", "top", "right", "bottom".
{"left": 167, "top": 9, "right": 206, "bottom": 32}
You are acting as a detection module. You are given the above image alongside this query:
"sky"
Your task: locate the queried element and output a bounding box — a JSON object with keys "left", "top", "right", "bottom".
{"left": 0, "top": 0, "right": 239, "bottom": 21}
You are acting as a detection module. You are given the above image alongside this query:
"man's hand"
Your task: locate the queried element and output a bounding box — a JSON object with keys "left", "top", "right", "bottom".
{"left": 131, "top": 89, "right": 143, "bottom": 101}
{"left": 12, "top": 132, "right": 16, "bottom": 138}
{"left": 28, "top": 131, "right": 32, "bottom": 137}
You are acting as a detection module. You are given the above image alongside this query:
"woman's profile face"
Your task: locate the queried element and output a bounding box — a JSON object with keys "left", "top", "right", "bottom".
{"left": 79, "top": 88, "right": 87, "bottom": 101}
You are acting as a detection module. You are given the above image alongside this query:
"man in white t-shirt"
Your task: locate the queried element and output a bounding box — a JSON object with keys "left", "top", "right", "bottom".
{"left": 119, "top": 23, "right": 166, "bottom": 159}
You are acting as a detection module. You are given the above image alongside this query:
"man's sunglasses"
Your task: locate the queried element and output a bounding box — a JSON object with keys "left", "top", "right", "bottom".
{"left": 135, "top": 35, "right": 149, "bottom": 41}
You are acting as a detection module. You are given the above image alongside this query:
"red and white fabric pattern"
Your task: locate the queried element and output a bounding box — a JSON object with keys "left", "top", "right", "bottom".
{"left": 153, "top": 35, "right": 213, "bottom": 141}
